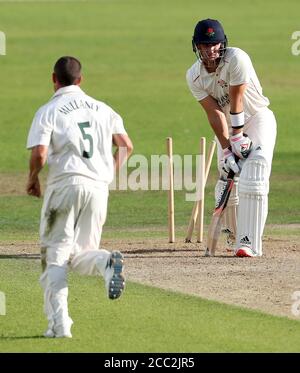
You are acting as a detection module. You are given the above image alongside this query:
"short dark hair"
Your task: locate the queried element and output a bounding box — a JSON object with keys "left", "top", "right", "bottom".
{"left": 54, "top": 56, "right": 82, "bottom": 86}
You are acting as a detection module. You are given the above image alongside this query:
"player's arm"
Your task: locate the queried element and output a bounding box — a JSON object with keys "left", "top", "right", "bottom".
{"left": 112, "top": 134, "right": 133, "bottom": 171}
{"left": 199, "top": 95, "right": 230, "bottom": 149}
{"left": 199, "top": 95, "right": 239, "bottom": 174}
{"left": 229, "top": 83, "right": 252, "bottom": 158}
{"left": 26, "top": 145, "right": 48, "bottom": 197}
{"left": 229, "top": 83, "right": 246, "bottom": 135}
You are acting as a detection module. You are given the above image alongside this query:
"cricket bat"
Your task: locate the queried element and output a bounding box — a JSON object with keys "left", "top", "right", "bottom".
{"left": 205, "top": 167, "right": 236, "bottom": 257}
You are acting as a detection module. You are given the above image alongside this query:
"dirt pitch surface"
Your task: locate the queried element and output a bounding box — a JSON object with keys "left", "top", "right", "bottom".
{"left": 1, "top": 230, "right": 300, "bottom": 320}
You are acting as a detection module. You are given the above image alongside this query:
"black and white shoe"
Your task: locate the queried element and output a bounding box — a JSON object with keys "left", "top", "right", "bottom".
{"left": 222, "top": 228, "right": 235, "bottom": 252}
{"left": 105, "top": 251, "right": 125, "bottom": 300}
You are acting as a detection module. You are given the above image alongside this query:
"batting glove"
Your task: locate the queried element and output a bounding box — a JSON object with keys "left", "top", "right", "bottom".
{"left": 230, "top": 133, "right": 252, "bottom": 159}
{"left": 222, "top": 147, "right": 240, "bottom": 176}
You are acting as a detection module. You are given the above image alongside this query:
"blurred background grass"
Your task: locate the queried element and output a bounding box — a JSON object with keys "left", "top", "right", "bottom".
{"left": 0, "top": 0, "right": 299, "bottom": 241}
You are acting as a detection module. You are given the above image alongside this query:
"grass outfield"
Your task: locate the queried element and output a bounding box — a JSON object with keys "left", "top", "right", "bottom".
{"left": 0, "top": 259, "right": 300, "bottom": 352}
{"left": 0, "top": 184, "right": 300, "bottom": 243}
{"left": 0, "top": 0, "right": 299, "bottom": 165}
{"left": 0, "top": 166, "right": 300, "bottom": 243}
{"left": 0, "top": 0, "right": 299, "bottom": 233}
{"left": 1, "top": 0, "right": 300, "bottom": 353}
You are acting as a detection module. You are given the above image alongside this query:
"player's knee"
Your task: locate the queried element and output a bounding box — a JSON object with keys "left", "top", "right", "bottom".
{"left": 239, "top": 157, "right": 269, "bottom": 196}
{"left": 47, "top": 264, "right": 68, "bottom": 291}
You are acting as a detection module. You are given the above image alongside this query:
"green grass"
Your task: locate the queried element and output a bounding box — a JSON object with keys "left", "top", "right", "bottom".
{"left": 0, "top": 259, "right": 300, "bottom": 352}
{"left": 1, "top": 166, "right": 299, "bottom": 242}
{"left": 0, "top": 196, "right": 42, "bottom": 241}
{"left": 0, "top": 0, "right": 300, "bottom": 168}
{"left": 0, "top": 0, "right": 300, "bottom": 353}
{"left": 0, "top": 0, "right": 299, "bottom": 235}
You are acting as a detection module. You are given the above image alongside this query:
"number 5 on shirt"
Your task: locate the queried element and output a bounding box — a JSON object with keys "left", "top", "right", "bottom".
{"left": 78, "top": 121, "right": 93, "bottom": 159}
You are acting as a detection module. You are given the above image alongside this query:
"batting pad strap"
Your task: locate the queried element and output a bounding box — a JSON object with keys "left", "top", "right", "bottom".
{"left": 230, "top": 112, "right": 244, "bottom": 129}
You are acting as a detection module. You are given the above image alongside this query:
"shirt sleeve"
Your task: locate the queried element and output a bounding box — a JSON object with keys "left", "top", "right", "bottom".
{"left": 110, "top": 109, "right": 127, "bottom": 135}
{"left": 26, "top": 106, "right": 53, "bottom": 149}
{"left": 229, "top": 49, "right": 252, "bottom": 86}
{"left": 186, "top": 69, "right": 209, "bottom": 101}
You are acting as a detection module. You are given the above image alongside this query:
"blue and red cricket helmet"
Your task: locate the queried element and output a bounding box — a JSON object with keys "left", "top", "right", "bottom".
{"left": 192, "top": 18, "right": 227, "bottom": 47}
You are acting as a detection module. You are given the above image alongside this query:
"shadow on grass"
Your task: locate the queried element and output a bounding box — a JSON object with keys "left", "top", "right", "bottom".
{"left": 0, "top": 254, "right": 40, "bottom": 260}
{"left": 0, "top": 335, "right": 44, "bottom": 340}
{"left": 0, "top": 251, "right": 243, "bottom": 259}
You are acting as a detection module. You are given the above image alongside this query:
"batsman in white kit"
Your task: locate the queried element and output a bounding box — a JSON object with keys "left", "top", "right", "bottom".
{"left": 26, "top": 56, "right": 133, "bottom": 338}
{"left": 186, "top": 19, "right": 277, "bottom": 257}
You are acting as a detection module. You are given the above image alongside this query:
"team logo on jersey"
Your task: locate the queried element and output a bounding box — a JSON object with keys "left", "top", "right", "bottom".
{"left": 206, "top": 28, "right": 215, "bottom": 37}
{"left": 217, "top": 79, "right": 228, "bottom": 88}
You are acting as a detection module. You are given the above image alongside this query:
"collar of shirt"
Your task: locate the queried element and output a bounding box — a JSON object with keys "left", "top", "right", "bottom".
{"left": 199, "top": 57, "right": 226, "bottom": 77}
{"left": 52, "top": 85, "right": 83, "bottom": 99}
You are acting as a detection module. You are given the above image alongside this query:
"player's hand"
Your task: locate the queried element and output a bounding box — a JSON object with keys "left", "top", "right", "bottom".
{"left": 230, "top": 132, "right": 252, "bottom": 159}
{"left": 222, "top": 147, "right": 240, "bottom": 176}
{"left": 26, "top": 178, "right": 41, "bottom": 197}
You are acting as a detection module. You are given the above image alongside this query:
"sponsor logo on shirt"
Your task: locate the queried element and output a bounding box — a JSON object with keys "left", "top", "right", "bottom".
{"left": 217, "top": 93, "right": 230, "bottom": 108}
{"left": 217, "top": 79, "right": 228, "bottom": 88}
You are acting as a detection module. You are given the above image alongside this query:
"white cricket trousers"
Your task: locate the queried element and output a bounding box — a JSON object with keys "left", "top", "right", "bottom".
{"left": 216, "top": 107, "right": 276, "bottom": 176}
{"left": 216, "top": 107, "right": 277, "bottom": 255}
{"left": 39, "top": 182, "right": 111, "bottom": 330}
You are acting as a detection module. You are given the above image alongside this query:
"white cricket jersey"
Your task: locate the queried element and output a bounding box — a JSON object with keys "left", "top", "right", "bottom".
{"left": 27, "top": 85, "right": 127, "bottom": 186}
{"left": 186, "top": 47, "right": 270, "bottom": 125}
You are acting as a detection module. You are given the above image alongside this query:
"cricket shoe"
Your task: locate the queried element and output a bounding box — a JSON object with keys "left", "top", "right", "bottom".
{"left": 44, "top": 328, "right": 55, "bottom": 338}
{"left": 54, "top": 324, "right": 73, "bottom": 338}
{"left": 44, "top": 327, "right": 72, "bottom": 338}
{"left": 235, "top": 247, "right": 255, "bottom": 257}
{"left": 222, "top": 228, "right": 235, "bottom": 252}
{"left": 105, "top": 251, "right": 125, "bottom": 300}
{"left": 43, "top": 319, "right": 55, "bottom": 338}
{"left": 44, "top": 319, "right": 73, "bottom": 338}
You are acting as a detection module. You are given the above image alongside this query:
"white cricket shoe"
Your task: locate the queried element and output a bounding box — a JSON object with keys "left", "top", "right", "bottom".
{"left": 43, "top": 319, "right": 55, "bottom": 338}
{"left": 44, "top": 320, "right": 73, "bottom": 338}
{"left": 105, "top": 251, "right": 125, "bottom": 300}
{"left": 235, "top": 247, "right": 255, "bottom": 257}
{"left": 44, "top": 328, "right": 55, "bottom": 338}
{"left": 44, "top": 328, "right": 72, "bottom": 338}
{"left": 55, "top": 332, "right": 72, "bottom": 338}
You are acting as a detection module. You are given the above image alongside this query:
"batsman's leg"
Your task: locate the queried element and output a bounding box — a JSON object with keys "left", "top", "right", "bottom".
{"left": 236, "top": 154, "right": 269, "bottom": 257}
{"left": 215, "top": 178, "right": 239, "bottom": 250}
{"left": 215, "top": 139, "right": 239, "bottom": 251}
{"left": 235, "top": 106, "right": 277, "bottom": 257}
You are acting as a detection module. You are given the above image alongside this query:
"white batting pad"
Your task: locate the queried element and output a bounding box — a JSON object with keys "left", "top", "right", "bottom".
{"left": 236, "top": 157, "right": 269, "bottom": 256}
{"left": 215, "top": 179, "right": 238, "bottom": 236}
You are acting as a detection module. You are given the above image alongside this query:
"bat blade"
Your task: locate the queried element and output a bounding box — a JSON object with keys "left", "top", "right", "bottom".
{"left": 205, "top": 170, "right": 235, "bottom": 256}
{"left": 205, "top": 212, "right": 223, "bottom": 256}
